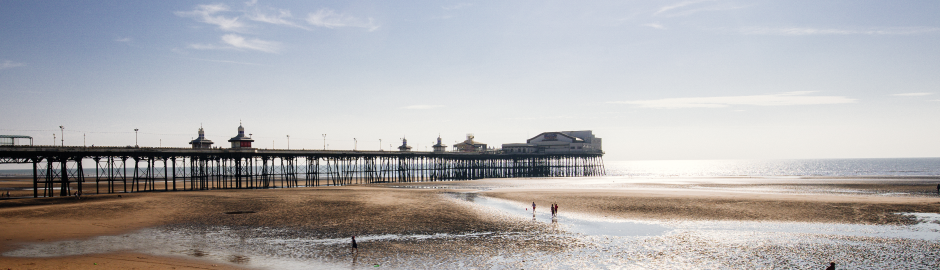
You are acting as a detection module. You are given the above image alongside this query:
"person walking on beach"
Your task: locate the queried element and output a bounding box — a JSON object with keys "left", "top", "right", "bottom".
{"left": 551, "top": 203, "right": 555, "bottom": 217}
{"left": 532, "top": 202, "right": 536, "bottom": 213}
{"left": 554, "top": 203, "right": 559, "bottom": 216}
{"left": 351, "top": 236, "right": 358, "bottom": 253}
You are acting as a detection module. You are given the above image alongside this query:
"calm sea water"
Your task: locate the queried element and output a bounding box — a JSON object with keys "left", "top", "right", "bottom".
{"left": 605, "top": 158, "right": 940, "bottom": 177}
{"left": 2, "top": 158, "right": 939, "bottom": 177}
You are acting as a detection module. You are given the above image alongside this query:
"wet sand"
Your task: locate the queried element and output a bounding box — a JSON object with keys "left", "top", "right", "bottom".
{"left": 1, "top": 176, "right": 939, "bottom": 268}
{"left": 0, "top": 184, "right": 550, "bottom": 269}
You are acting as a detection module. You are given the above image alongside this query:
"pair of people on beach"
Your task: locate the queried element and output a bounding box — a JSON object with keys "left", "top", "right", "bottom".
{"left": 531, "top": 202, "right": 560, "bottom": 217}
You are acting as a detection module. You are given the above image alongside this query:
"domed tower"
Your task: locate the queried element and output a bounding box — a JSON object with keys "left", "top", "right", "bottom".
{"left": 398, "top": 137, "right": 412, "bottom": 152}
{"left": 189, "top": 126, "right": 214, "bottom": 149}
{"left": 432, "top": 135, "right": 447, "bottom": 153}
{"left": 228, "top": 122, "right": 254, "bottom": 148}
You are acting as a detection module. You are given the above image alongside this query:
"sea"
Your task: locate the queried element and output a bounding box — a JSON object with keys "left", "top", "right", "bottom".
{"left": 604, "top": 158, "right": 940, "bottom": 177}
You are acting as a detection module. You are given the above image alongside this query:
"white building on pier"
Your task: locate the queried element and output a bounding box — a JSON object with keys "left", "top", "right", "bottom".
{"left": 502, "top": 130, "right": 602, "bottom": 154}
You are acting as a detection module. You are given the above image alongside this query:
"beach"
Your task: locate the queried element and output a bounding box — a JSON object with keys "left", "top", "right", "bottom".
{"left": 1, "top": 176, "right": 939, "bottom": 269}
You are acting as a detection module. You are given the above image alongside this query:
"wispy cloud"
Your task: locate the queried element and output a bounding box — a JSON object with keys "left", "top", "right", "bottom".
{"left": 610, "top": 91, "right": 856, "bottom": 109}
{"left": 177, "top": 4, "right": 378, "bottom": 54}
{"left": 739, "top": 27, "right": 940, "bottom": 36}
{"left": 115, "top": 37, "right": 132, "bottom": 42}
{"left": 0, "top": 60, "right": 25, "bottom": 70}
{"left": 892, "top": 92, "right": 933, "bottom": 97}
{"left": 175, "top": 4, "right": 245, "bottom": 32}
{"left": 306, "top": 8, "right": 379, "bottom": 31}
{"left": 654, "top": 0, "right": 715, "bottom": 16}
{"left": 187, "top": 43, "right": 229, "bottom": 50}
{"left": 246, "top": 8, "right": 308, "bottom": 29}
{"left": 442, "top": 3, "right": 473, "bottom": 10}
{"left": 187, "top": 35, "right": 281, "bottom": 53}
{"left": 402, "top": 105, "right": 444, "bottom": 110}
{"left": 180, "top": 57, "right": 263, "bottom": 66}
{"left": 642, "top": 23, "right": 666, "bottom": 29}
{"left": 221, "top": 34, "right": 281, "bottom": 53}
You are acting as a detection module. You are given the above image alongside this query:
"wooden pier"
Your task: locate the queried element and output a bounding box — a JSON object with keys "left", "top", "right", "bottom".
{"left": 0, "top": 146, "right": 605, "bottom": 198}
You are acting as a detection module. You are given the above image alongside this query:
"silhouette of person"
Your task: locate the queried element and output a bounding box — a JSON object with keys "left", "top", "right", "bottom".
{"left": 351, "top": 236, "right": 358, "bottom": 253}
{"left": 532, "top": 202, "right": 536, "bottom": 213}
{"left": 825, "top": 262, "right": 835, "bottom": 270}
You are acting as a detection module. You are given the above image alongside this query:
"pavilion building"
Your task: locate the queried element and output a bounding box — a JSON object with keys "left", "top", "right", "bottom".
{"left": 188, "top": 127, "right": 214, "bottom": 149}
{"left": 502, "top": 130, "right": 602, "bottom": 154}
{"left": 453, "top": 134, "right": 487, "bottom": 152}
{"left": 432, "top": 135, "right": 447, "bottom": 153}
{"left": 228, "top": 123, "right": 254, "bottom": 149}
{"left": 398, "top": 137, "right": 413, "bottom": 152}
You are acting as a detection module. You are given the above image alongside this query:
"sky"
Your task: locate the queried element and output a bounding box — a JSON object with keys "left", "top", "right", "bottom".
{"left": 1, "top": 0, "right": 939, "bottom": 161}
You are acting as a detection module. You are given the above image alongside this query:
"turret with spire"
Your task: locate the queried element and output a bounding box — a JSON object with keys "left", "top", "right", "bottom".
{"left": 398, "top": 136, "right": 412, "bottom": 152}
{"left": 228, "top": 121, "right": 254, "bottom": 148}
{"left": 189, "top": 125, "right": 214, "bottom": 149}
{"left": 432, "top": 134, "right": 447, "bottom": 153}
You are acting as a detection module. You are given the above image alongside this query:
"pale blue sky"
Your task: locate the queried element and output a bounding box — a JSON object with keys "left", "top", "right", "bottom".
{"left": 1, "top": 0, "right": 938, "bottom": 160}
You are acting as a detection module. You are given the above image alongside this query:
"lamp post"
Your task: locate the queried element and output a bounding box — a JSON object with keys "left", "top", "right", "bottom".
{"left": 134, "top": 128, "right": 139, "bottom": 147}
{"left": 287, "top": 135, "right": 290, "bottom": 149}
{"left": 322, "top": 134, "right": 326, "bottom": 150}
{"left": 59, "top": 126, "right": 64, "bottom": 146}
{"left": 354, "top": 138, "right": 357, "bottom": 151}
{"left": 379, "top": 139, "right": 382, "bottom": 151}
{"left": 52, "top": 133, "right": 55, "bottom": 146}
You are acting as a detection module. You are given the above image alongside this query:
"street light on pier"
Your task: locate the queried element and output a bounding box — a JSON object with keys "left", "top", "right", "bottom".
{"left": 52, "top": 133, "right": 55, "bottom": 146}
{"left": 354, "top": 138, "right": 357, "bottom": 151}
{"left": 59, "top": 126, "right": 64, "bottom": 146}
{"left": 322, "top": 134, "right": 326, "bottom": 150}
{"left": 379, "top": 139, "right": 382, "bottom": 151}
{"left": 134, "top": 128, "right": 139, "bottom": 147}
{"left": 287, "top": 135, "right": 290, "bottom": 150}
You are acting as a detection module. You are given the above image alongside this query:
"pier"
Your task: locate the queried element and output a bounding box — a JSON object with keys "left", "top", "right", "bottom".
{"left": 0, "top": 146, "right": 605, "bottom": 198}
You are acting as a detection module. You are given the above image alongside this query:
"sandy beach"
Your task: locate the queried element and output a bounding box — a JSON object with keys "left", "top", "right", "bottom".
{"left": 1, "top": 176, "right": 939, "bottom": 269}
